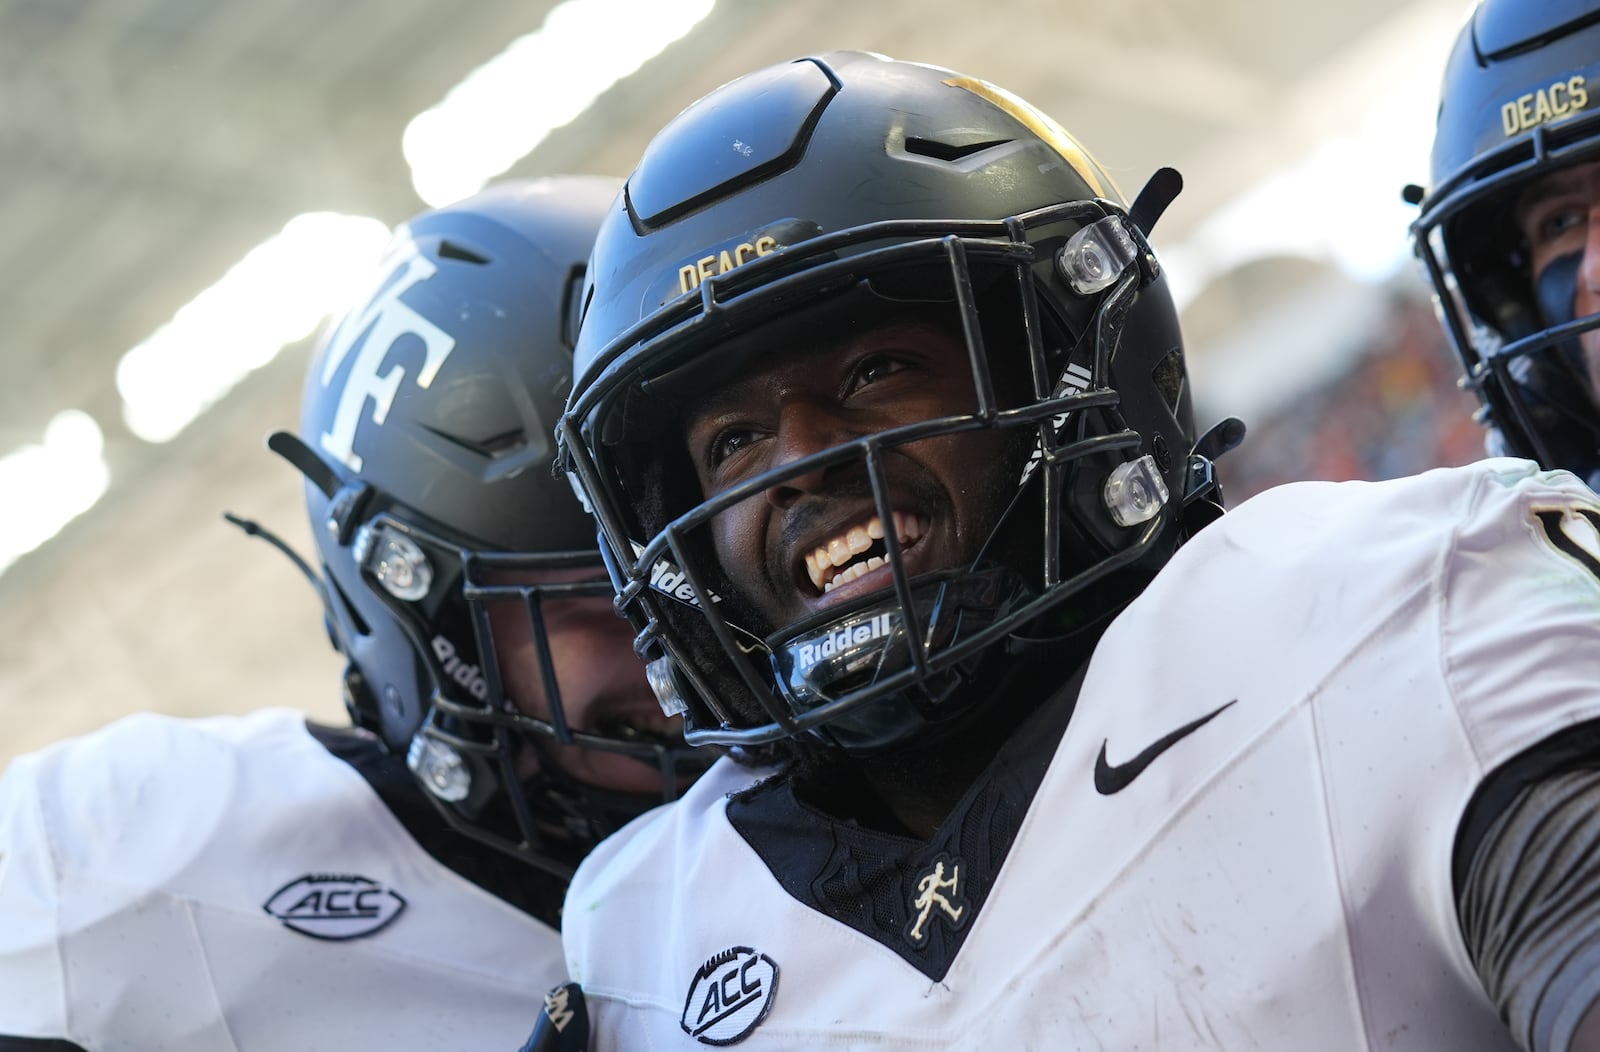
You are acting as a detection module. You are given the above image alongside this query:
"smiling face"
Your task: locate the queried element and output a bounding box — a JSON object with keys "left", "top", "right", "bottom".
{"left": 680, "top": 317, "right": 1028, "bottom": 635}
{"left": 1516, "top": 159, "right": 1600, "bottom": 389}
{"left": 480, "top": 566, "right": 680, "bottom": 796}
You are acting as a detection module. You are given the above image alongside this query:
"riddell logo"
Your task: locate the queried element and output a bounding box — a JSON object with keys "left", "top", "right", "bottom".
{"left": 1019, "top": 361, "right": 1090, "bottom": 486}
{"left": 262, "top": 874, "right": 406, "bottom": 940}
{"left": 794, "top": 612, "right": 893, "bottom": 672}
{"left": 680, "top": 946, "right": 778, "bottom": 1045}
{"left": 431, "top": 635, "right": 489, "bottom": 700}
{"left": 649, "top": 558, "right": 722, "bottom": 609}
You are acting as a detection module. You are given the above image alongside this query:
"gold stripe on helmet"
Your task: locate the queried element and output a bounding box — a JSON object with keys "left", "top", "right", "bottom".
{"left": 944, "top": 75, "right": 1122, "bottom": 202}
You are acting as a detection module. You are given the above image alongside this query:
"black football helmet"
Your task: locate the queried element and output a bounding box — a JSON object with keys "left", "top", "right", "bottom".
{"left": 1410, "top": 0, "right": 1600, "bottom": 484}
{"left": 277, "top": 176, "right": 700, "bottom": 879}
{"left": 559, "top": 53, "right": 1239, "bottom": 756}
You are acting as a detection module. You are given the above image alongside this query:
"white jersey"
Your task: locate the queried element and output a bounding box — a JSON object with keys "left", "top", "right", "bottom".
{"left": 562, "top": 459, "right": 1600, "bottom": 1050}
{"left": 0, "top": 707, "right": 563, "bottom": 1051}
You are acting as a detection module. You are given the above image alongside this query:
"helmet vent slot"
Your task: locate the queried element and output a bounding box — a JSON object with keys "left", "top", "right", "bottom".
{"left": 1152, "top": 347, "right": 1186, "bottom": 412}
{"left": 419, "top": 422, "right": 526, "bottom": 459}
{"left": 563, "top": 267, "right": 588, "bottom": 351}
{"left": 904, "top": 137, "right": 1012, "bottom": 161}
{"left": 437, "top": 240, "right": 491, "bottom": 265}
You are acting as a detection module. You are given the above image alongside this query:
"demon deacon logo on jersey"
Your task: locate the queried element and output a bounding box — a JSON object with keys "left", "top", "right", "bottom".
{"left": 263, "top": 873, "right": 407, "bottom": 940}
{"left": 680, "top": 946, "right": 778, "bottom": 1045}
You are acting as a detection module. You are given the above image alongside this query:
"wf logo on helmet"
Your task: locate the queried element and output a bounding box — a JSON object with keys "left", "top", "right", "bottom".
{"left": 317, "top": 240, "right": 458, "bottom": 472}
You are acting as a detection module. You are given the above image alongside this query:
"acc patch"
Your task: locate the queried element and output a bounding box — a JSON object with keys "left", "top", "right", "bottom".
{"left": 262, "top": 873, "right": 406, "bottom": 940}
{"left": 679, "top": 946, "right": 778, "bottom": 1045}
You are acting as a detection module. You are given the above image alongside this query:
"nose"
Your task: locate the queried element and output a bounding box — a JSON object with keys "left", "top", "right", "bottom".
{"left": 764, "top": 396, "right": 856, "bottom": 510}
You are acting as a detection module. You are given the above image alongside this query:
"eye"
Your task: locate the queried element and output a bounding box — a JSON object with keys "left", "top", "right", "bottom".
{"left": 1540, "top": 207, "right": 1586, "bottom": 243}
{"left": 1522, "top": 199, "right": 1589, "bottom": 250}
{"left": 707, "top": 426, "right": 758, "bottom": 468}
{"left": 846, "top": 352, "right": 912, "bottom": 394}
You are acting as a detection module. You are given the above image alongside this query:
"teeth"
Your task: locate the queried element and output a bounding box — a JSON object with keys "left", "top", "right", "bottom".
{"left": 890, "top": 511, "right": 928, "bottom": 546}
{"left": 824, "top": 555, "right": 887, "bottom": 593}
{"left": 805, "top": 513, "right": 929, "bottom": 593}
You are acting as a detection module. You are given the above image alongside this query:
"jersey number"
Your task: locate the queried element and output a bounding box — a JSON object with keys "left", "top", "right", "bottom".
{"left": 1534, "top": 507, "right": 1600, "bottom": 583}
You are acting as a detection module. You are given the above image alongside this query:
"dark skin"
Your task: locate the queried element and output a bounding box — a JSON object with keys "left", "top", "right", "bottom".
{"left": 682, "top": 319, "right": 1028, "bottom": 837}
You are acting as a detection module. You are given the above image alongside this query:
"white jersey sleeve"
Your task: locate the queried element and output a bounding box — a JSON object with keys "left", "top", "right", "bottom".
{"left": 1438, "top": 465, "right": 1600, "bottom": 763}
{"left": 558, "top": 460, "right": 1600, "bottom": 1051}
{"left": 0, "top": 708, "right": 565, "bottom": 1052}
{"left": 0, "top": 745, "right": 69, "bottom": 1038}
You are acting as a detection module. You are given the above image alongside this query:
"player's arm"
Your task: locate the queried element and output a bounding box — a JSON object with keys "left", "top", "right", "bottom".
{"left": 1458, "top": 736, "right": 1600, "bottom": 1052}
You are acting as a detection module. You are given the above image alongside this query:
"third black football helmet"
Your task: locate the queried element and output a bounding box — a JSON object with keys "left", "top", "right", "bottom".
{"left": 1411, "top": 0, "right": 1600, "bottom": 483}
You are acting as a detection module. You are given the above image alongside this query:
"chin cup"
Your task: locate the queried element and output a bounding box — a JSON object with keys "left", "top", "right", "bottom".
{"left": 769, "top": 567, "right": 1032, "bottom": 751}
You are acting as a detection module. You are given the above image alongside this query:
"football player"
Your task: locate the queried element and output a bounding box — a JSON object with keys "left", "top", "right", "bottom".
{"left": 1409, "top": 0, "right": 1600, "bottom": 489}
{"left": 547, "top": 52, "right": 1600, "bottom": 1049}
{"left": 0, "top": 177, "right": 702, "bottom": 1051}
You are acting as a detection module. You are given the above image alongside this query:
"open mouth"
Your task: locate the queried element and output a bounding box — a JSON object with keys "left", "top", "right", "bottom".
{"left": 802, "top": 511, "right": 929, "bottom": 595}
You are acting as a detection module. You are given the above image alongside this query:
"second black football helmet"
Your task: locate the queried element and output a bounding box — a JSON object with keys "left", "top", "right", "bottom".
{"left": 278, "top": 176, "right": 701, "bottom": 879}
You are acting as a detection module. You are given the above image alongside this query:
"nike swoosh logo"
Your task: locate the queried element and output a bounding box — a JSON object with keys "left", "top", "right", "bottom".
{"left": 1094, "top": 700, "right": 1237, "bottom": 795}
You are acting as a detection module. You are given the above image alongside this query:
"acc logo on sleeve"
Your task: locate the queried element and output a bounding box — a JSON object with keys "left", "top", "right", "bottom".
{"left": 262, "top": 873, "right": 407, "bottom": 940}
{"left": 680, "top": 946, "right": 778, "bottom": 1045}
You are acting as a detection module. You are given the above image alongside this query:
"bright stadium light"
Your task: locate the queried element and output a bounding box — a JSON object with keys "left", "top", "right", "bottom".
{"left": 0, "top": 411, "right": 111, "bottom": 578}
{"left": 404, "top": 0, "right": 716, "bottom": 208}
{"left": 116, "top": 212, "right": 391, "bottom": 444}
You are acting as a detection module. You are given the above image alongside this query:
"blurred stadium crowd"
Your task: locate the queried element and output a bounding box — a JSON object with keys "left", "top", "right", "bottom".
{"left": 1219, "top": 291, "right": 1486, "bottom": 503}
